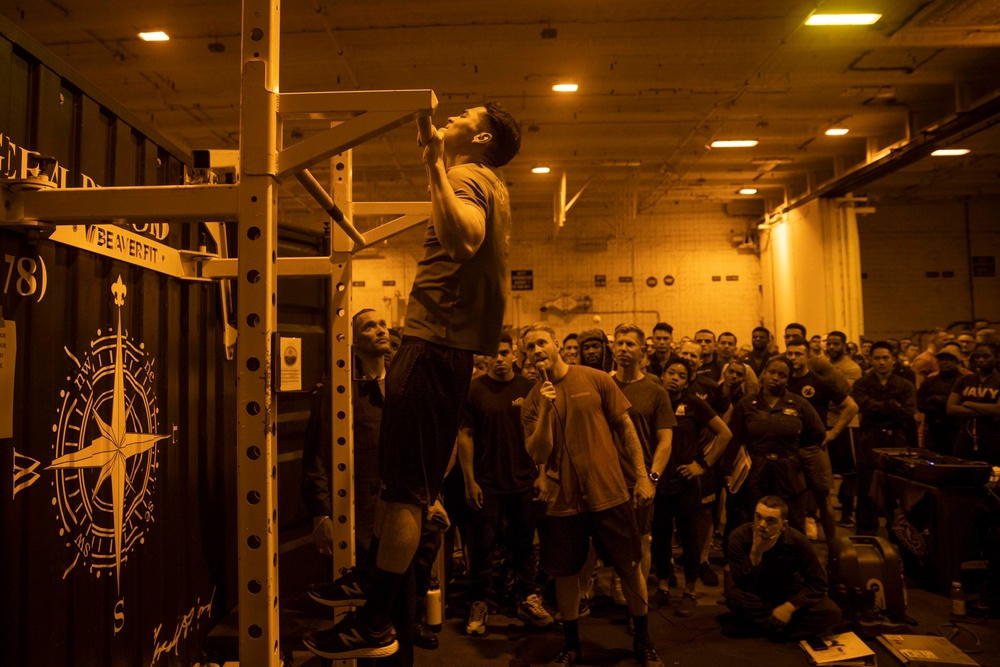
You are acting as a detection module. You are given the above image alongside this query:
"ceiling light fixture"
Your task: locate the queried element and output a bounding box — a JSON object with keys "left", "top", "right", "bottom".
{"left": 552, "top": 83, "right": 579, "bottom": 93}
{"left": 931, "top": 148, "right": 970, "bottom": 156}
{"left": 738, "top": 188, "right": 758, "bottom": 195}
{"left": 531, "top": 166, "right": 551, "bottom": 174}
{"left": 710, "top": 140, "right": 759, "bottom": 148}
{"left": 805, "top": 13, "right": 881, "bottom": 26}
{"left": 825, "top": 128, "right": 850, "bottom": 136}
{"left": 138, "top": 31, "right": 170, "bottom": 41}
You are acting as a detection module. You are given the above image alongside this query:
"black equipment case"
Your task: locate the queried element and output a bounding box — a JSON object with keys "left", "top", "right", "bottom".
{"left": 828, "top": 535, "right": 909, "bottom": 633}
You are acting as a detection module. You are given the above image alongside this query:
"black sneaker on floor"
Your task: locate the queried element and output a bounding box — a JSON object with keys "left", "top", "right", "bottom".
{"left": 699, "top": 561, "right": 719, "bottom": 587}
{"left": 302, "top": 611, "right": 398, "bottom": 659}
{"left": 634, "top": 641, "right": 664, "bottom": 667}
{"left": 308, "top": 567, "right": 367, "bottom": 607}
{"left": 675, "top": 592, "right": 696, "bottom": 618}
{"left": 547, "top": 646, "right": 581, "bottom": 666}
{"left": 413, "top": 621, "right": 439, "bottom": 650}
{"left": 650, "top": 589, "right": 672, "bottom": 608}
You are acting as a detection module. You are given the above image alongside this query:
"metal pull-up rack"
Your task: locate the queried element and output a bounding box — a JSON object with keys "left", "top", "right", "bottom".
{"left": 1, "top": 2, "right": 437, "bottom": 664}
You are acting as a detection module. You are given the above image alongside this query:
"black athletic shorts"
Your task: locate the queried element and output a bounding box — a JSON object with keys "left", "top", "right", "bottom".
{"left": 378, "top": 336, "right": 473, "bottom": 506}
{"left": 539, "top": 502, "right": 642, "bottom": 578}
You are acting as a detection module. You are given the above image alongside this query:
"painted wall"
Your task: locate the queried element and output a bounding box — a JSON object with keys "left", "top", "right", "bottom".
{"left": 858, "top": 200, "right": 1000, "bottom": 339}
{"left": 758, "top": 198, "right": 865, "bottom": 344}
{"left": 350, "top": 201, "right": 765, "bottom": 346}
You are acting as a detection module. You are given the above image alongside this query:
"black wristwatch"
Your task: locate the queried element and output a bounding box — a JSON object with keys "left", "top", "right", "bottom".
{"left": 649, "top": 471, "right": 660, "bottom": 483}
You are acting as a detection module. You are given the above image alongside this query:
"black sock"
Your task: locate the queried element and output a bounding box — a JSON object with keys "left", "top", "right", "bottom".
{"left": 357, "top": 537, "right": 380, "bottom": 589}
{"left": 563, "top": 619, "right": 580, "bottom": 650}
{"left": 359, "top": 566, "right": 404, "bottom": 630}
{"left": 633, "top": 613, "right": 649, "bottom": 643}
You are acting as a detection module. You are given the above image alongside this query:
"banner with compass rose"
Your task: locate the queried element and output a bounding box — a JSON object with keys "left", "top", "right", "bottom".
{"left": 2, "top": 245, "right": 237, "bottom": 666}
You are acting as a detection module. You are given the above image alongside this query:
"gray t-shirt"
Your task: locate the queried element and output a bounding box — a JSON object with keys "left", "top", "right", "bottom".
{"left": 404, "top": 162, "right": 510, "bottom": 354}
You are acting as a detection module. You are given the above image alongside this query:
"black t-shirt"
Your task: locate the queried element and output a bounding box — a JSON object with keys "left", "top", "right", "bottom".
{"left": 787, "top": 371, "right": 848, "bottom": 424}
{"left": 661, "top": 393, "right": 717, "bottom": 493}
{"left": 613, "top": 374, "right": 677, "bottom": 486}
{"left": 689, "top": 373, "right": 730, "bottom": 417}
{"left": 951, "top": 371, "right": 1000, "bottom": 446}
{"left": 462, "top": 374, "right": 538, "bottom": 494}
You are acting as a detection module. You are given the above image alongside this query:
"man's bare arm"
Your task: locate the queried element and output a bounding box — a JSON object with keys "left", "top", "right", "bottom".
{"left": 423, "top": 128, "right": 486, "bottom": 261}
{"left": 613, "top": 412, "right": 647, "bottom": 477}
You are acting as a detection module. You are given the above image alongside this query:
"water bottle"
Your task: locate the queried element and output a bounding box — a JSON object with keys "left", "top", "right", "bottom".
{"left": 950, "top": 581, "right": 966, "bottom": 618}
{"left": 425, "top": 585, "right": 443, "bottom": 631}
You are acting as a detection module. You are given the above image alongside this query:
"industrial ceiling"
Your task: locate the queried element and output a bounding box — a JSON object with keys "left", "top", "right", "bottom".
{"left": 3, "top": 0, "right": 1000, "bottom": 233}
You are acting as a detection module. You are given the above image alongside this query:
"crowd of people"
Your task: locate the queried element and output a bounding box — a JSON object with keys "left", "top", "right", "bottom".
{"left": 302, "top": 310, "right": 1000, "bottom": 666}
{"left": 286, "top": 88, "right": 999, "bottom": 667}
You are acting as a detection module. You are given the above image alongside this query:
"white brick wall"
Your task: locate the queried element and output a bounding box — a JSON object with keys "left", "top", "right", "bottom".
{"left": 349, "top": 201, "right": 764, "bottom": 345}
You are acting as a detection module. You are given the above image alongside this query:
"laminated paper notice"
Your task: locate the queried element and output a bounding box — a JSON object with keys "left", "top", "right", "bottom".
{"left": 0, "top": 319, "right": 15, "bottom": 438}
{"left": 279, "top": 336, "right": 302, "bottom": 392}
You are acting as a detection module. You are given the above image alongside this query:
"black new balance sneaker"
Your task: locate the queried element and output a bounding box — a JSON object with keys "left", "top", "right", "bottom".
{"left": 307, "top": 567, "right": 367, "bottom": 607}
{"left": 303, "top": 611, "right": 398, "bottom": 660}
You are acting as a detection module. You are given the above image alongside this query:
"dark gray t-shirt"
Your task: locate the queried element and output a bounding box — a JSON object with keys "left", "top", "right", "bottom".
{"left": 404, "top": 162, "right": 510, "bottom": 354}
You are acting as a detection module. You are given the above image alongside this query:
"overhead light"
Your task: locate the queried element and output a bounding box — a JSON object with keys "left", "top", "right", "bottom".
{"left": 710, "top": 140, "right": 758, "bottom": 148}
{"left": 738, "top": 188, "right": 758, "bottom": 195}
{"left": 138, "top": 31, "right": 170, "bottom": 41}
{"left": 805, "top": 13, "right": 881, "bottom": 26}
{"left": 531, "top": 166, "right": 551, "bottom": 174}
{"left": 931, "top": 148, "right": 970, "bottom": 156}
{"left": 552, "top": 83, "right": 579, "bottom": 93}
{"left": 825, "top": 128, "right": 850, "bottom": 136}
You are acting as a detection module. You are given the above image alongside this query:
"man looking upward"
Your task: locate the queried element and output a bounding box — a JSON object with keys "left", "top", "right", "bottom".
{"left": 305, "top": 103, "right": 521, "bottom": 660}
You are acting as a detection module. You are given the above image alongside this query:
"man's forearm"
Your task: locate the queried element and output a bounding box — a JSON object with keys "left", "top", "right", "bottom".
{"left": 614, "top": 414, "right": 647, "bottom": 477}
{"left": 526, "top": 408, "right": 555, "bottom": 464}
{"left": 457, "top": 430, "right": 476, "bottom": 482}
{"left": 829, "top": 398, "right": 859, "bottom": 437}
{"left": 650, "top": 431, "right": 672, "bottom": 477}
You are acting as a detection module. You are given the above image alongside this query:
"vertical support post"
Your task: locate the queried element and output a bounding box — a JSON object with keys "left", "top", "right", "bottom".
{"left": 330, "top": 150, "right": 356, "bottom": 667}
{"left": 237, "top": 1, "right": 281, "bottom": 665}
{"left": 330, "top": 149, "right": 357, "bottom": 578}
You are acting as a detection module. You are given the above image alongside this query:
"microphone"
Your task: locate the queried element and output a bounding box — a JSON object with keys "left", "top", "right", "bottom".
{"left": 535, "top": 361, "right": 550, "bottom": 383}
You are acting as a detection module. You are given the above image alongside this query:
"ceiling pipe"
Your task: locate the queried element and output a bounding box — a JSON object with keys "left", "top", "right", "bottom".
{"left": 781, "top": 91, "right": 1000, "bottom": 214}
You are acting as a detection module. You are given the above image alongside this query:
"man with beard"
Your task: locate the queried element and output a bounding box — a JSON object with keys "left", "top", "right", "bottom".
{"left": 577, "top": 328, "right": 614, "bottom": 373}
{"left": 521, "top": 324, "right": 663, "bottom": 667}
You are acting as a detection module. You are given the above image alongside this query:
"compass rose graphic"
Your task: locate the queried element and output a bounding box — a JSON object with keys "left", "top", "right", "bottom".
{"left": 48, "top": 275, "right": 171, "bottom": 591}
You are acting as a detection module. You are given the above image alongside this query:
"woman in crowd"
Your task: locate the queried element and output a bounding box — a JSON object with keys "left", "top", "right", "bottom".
{"left": 948, "top": 343, "right": 1000, "bottom": 465}
{"left": 725, "top": 356, "right": 826, "bottom": 534}
{"left": 651, "top": 357, "right": 731, "bottom": 617}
